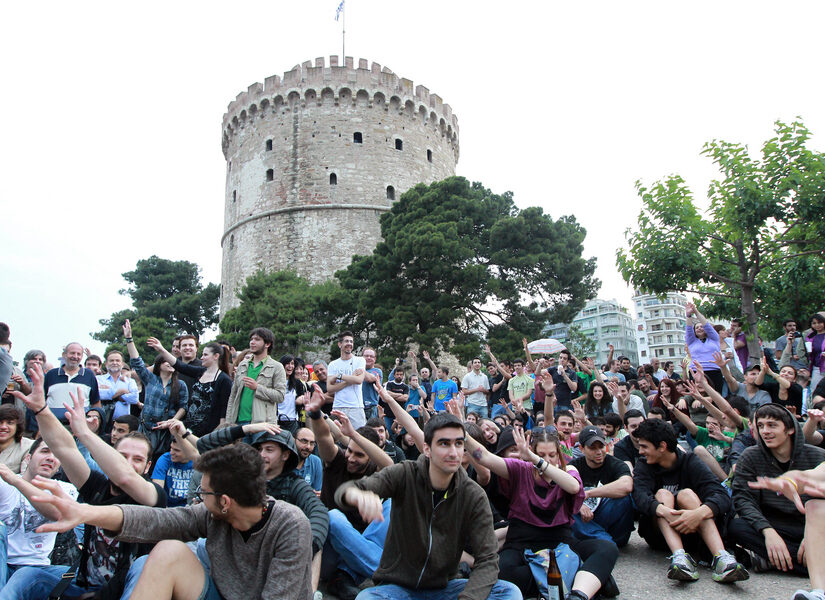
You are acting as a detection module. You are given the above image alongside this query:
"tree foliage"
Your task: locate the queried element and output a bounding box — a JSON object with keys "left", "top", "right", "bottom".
{"left": 219, "top": 270, "right": 339, "bottom": 357}
{"left": 563, "top": 324, "right": 598, "bottom": 360}
{"left": 617, "top": 120, "right": 825, "bottom": 360}
{"left": 94, "top": 256, "right": 220, "bottom": 358}
{"left": 334, "top": 176, "right": 599, "bottom": 364}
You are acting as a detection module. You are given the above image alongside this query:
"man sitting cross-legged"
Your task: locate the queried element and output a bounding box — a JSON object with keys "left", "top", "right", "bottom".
{"left": 28, "top": 443, "right": 313, "bottom": 600}
{"left": 631, "top": 418, "right": 748, "bottom": 583}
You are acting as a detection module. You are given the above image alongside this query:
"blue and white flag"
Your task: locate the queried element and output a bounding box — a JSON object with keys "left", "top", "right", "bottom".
{"left": 335, "top": 0, "right": 345, "bottom": 21}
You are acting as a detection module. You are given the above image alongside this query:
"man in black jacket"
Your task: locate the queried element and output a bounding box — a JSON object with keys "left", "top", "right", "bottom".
{"left": 632, "top": 418, "right": 747, "bottom": 583}
{"left": 729, "top": 403, "right": 825, "bottom": 575}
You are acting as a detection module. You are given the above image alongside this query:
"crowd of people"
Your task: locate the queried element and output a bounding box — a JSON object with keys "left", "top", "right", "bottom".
{"left": 0, "top": 306, "right": 823, "bottom": 600}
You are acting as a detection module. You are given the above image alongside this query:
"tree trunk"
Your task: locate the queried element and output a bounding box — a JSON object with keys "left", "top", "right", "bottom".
{"left": 740, "top": 283, "right": 762, "bottom": 367}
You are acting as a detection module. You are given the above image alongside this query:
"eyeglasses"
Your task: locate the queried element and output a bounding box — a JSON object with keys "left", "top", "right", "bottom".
{"left": 532, "top": 425, "right": 558, "bottom": 435}
{"left": 194, "top": 485, "right": 222, "bottom": 502}
{"left": 296, "top": 439, "right": 316, "bottom": 446}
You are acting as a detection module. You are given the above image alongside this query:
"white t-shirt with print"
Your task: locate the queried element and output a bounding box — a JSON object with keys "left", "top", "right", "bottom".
{"left": 328, "top": 356, "right": 367, "bottom": 409}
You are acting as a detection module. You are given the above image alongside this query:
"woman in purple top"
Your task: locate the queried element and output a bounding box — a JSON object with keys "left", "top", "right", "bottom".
{"left": 806, "top": 312, "right": 825, "bottom": 391}
{"left": 465, "top": 427, "right": 619, "bottom": 600}
{"left": 685, "top": 302, "right": 723, "bottom": 393}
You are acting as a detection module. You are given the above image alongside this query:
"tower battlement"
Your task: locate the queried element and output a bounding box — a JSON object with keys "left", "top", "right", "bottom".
{"left": 221, "top": 56, "right": 459, "bottom": 159}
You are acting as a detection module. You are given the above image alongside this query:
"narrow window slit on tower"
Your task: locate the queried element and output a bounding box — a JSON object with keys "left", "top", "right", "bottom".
{"left": 395, "top": 139, "right": 403, "bottom": 150}
{"left": 330, "top": 173, "right": 338, "bottom": 185}
{"left": 266, "top": 139, "right": 273, "bottom": 151}
{"left": 387, "top": 186, "right": 395, "bottom": 200}
{"left": 427, "top": 149, "right": 433, "bottom": 162}
{"left": 266, "top": 169, "right": 274, "bottom": 182}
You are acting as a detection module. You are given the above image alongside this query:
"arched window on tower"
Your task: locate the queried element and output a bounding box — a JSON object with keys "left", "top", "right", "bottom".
{"left": 330, "top": 173, "right": 338, "bottom": 185}
{"left": 266, "top": 139, "right": 273, "bottom": 151}
{"left": 387, "top": 186, "right": 395, "bottom": 200}
{"left": 353, "top": 132, "right": 363, "bottom": 143}
{"left": 266, "top": 169, "right": 274, "bottom": 182}
{"left": 395, "top": 139, "right": 403, "bottom": 150}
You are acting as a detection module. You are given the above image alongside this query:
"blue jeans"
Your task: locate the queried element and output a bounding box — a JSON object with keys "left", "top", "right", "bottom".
{"left": 467, "top": 405, "right": 489, "bottom": 419}
{"left": 0, "top": 559, "right": 143, "bottom": 600}
{"left": 326, "top": 500, "right": 391, "bottom": 581}
{"left": 355, "top": 578, "right": 522, "bottom": 599}
{"left": 364, "top": 405, "right": 378, "bottom": 420}
{"left": 571, "top": 495, "right": 635, "bottom": 547}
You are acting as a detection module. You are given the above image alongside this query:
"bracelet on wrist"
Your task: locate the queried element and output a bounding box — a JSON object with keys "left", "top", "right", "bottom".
{"left": 181, "top": 429, "right": 192, "bottom": 439}
{"left": 125, "top": 337, "right": 133, "bottom": 343}
{"left": 34, "top": 404, "right": 48, "bottom": 416}
{"left": 308, "top": 410, "right": 322, "bottom": 420}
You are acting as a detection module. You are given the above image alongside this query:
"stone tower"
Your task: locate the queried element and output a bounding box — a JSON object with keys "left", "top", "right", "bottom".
{"left": 220, "top": 56, "right": 459, "bottom": 314}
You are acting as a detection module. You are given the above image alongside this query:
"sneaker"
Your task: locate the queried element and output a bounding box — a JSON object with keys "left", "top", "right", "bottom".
{"left": 747, "top": 549, "right": 771, "bottom": 573}
{"left": 327, "top": 570, "right": 361, "bottom": 600}
{"left": 667, "top": 552, "right": 699, "bottom": 581}
{"left": 793, "top": 591, "right": 825, "bottom": 600}
{"left": 711, "top": 552, "right": 749, "bottom": 583}
{"left": 313, "top": 592, "right": 323, "bottom": 600}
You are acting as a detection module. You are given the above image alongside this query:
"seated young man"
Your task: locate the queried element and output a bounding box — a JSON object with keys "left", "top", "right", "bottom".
{"left": 631, "top": 418, "right": 748, "bottom": 583}
{"left": 150, "top": 435, "right": 193, "bottom": 507}
{"left": 336, "top": 412, "right": 520, "bottom": 600}
{"left": 0, "top": 439, "right": 78, "bottom": 589}
{"left": 747, "top": 460, "right": 825, "bottom": 600}
{"left": 612, "top": 409, "right": 645, "bottom": 472}
{"left": 4, "top": 365, "right": 166, "bottom": 600}
{"left": 570, "top": 426, "right": 634, "bottom": 547}
{"left": 30, "top": 443, "right": 313, "bottom": 600}
{"left": 729, "top": 403, "right": 825, "bottom": 574}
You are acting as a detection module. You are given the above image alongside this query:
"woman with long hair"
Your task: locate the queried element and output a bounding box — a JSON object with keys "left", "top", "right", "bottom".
{"left": 584, "top": 382, "right": 613, "bottom": 419}
{"left": 122, "top": 321, "right": 188, "bottom": 455}
{"left": 685, "top": 302, "right": 723, "bottom": 392}
{"left": 464, "top": 424, "right": 619, "bottom": 600}
{"left": 278, "top": 354, "right": 308, "bottom": 434}
{"left": 148, "top": 337, "right": 232, "bottom": 437}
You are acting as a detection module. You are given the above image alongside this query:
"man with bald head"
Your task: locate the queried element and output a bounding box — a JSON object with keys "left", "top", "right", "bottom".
{"left": 43, "top": 342, "right": 100, "bottom": 422}
{"left": 294, "top": 426, "right": 323, "bottom": 494}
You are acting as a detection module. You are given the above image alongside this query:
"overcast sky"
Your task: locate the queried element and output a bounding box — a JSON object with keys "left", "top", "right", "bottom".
{"left": 3, "top": 1, "right": 824, "bottom": 362}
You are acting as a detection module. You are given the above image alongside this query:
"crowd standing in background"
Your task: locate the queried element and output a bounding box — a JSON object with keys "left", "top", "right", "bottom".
{"left": 0, "top": 311, "right": 824, "bottom": 600}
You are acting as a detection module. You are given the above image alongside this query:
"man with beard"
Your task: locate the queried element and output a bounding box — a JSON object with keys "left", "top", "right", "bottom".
{"left": 0, "top": 438, "right": 78, "bottom": 588}
{"left": 361, "top": 348, "right": 382, "bottom": 421}
{"left": 225, "top": 327, "right": 286, "bottom": 426}
{"left": 327, "top": 332, "right": 367, "bottom": 429}
{"left": 4, "top": 364, "right": 165, "bottom": 599}
{"left": 305, "top": 386, "right": 392, "bottom": 600}
{"left": 26, "top": 444, "right": 313, "bottom": 600}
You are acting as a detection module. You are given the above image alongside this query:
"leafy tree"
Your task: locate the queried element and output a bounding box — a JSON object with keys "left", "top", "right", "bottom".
{"left": 617, "top": 120, "right": 825, "bottom": 363}
{"left": 219, "top": 270, "right": 339, "bottom": 357}
{"left": 563, "top": 324, "right": 598, "bottom": 360}
{"left": 334, "top": 176, "right": 599, "bottom": 364}
{"left": 94, "top": 256, "right": 220, "bottom": 358}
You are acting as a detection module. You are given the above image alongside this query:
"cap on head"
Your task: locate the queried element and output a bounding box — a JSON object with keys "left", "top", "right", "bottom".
{"left": 578, "top": 425, "right": 607, "bottom": 448}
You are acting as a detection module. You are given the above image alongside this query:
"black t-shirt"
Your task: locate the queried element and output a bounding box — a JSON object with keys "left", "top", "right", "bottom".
{"left": 813, "top": 377, "right": 825, "bottom": 400}
{"left": 384, "top": 380, "right": 409, "bottom": 412}
{"left": 489, "top": 374, "right": 505, "bottom": 406}
{"left": 759, "top": 380, "right": 803, "bottom": 415}
{"left": 569, "top": 454, "right": 631, "bottom": 489}
{"left": 320, "top": 447, "right": 376, "bottom": 532}
{"left": 78, "top": 470, "right": 167, "bottom": 589}
{"left": 613, "top": 435, "right": 640, "bottom": 467}
{"left": 176, "top": 357, "right": 203, "bottom": 394}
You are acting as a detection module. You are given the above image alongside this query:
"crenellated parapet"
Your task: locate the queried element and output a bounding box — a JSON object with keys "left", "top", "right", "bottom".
{"left": 221, "top": 56, "right": 459, "bottom": 158}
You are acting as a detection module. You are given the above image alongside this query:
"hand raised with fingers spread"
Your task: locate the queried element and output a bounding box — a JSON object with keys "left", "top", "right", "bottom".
{"left": 305, "top": 385, "right": 326, "bottom": 413}
{"left": 123, "top": 320, "right": 133, "bottom": 339}
{"left": 331, "top": 410, "right": 356, "bottom": 438}
{"left": 146, "top": 337, "right": 165, "bottom": 352}
{"left": 65, "top": 390, "right": 92, "bottom": 438}
{"left": 513, "top": 427, "right": 531, "bottom": 461}
{"left": 11, "top": 363, "right": 47, "bottom": 414}
{"left": 711, "top": 351, "right": 729, "bottom": 369}
{"left": 29, "top": 477, "right": 86, "bottom": 534}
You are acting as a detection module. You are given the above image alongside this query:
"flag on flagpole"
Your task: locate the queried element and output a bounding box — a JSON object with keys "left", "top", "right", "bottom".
{"left": 335, "top": 0, "right": 345, "bottom": 21}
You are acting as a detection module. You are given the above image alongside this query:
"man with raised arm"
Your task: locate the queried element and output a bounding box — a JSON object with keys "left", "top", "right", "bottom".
{"left": 327, "top": 331, "right": 367, "bottom": 429}
{"left": 4, "top": 364, "right": 166, "bottom": 599}
{"left": 305, "top": 386, "right": 392, "bottom": 600}
{"left": 27, "top": 443, "right": 313, "bottom": 600}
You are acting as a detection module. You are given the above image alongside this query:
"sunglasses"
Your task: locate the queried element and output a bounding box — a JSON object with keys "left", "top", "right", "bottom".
{"left": 531, "top": 425, "right": 558, "bottom": 435}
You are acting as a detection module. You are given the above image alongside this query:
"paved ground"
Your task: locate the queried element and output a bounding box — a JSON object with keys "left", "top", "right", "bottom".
{"left": 613, "top": 532, "right": 807, "bottom": 600}
{"left": 322, "top": 531, "right": 810, "bottom": 599}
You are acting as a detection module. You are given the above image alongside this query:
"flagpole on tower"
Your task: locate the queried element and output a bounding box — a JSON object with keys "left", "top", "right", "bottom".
{"left": 335, "top": 1, "right": 346, "bottom": 59}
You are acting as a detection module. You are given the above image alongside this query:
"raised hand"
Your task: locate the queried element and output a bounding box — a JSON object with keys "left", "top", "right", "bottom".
{"left": 30, "top": 477, "right": 86, "bottom": 534}
{"left": 242, "top": 422, "right": 282, "bottom": 436}
{"left": 711, "top": 351, "right": 729, "bottom": 369}
{"left": 606, "top": 380, "right": 619, "bottom": 398}
{"left": 11, "top": 363, "right": 47, "bottom": 414}
{"left": 422, "top": 350, "right": 431, "bottom": 361}
{"left": 305, "top": 385, "right": 326, "bottom": 413}
{"left": 146, "top": 337, "right": 164, "bottom": 352}
{"left": 748, "top": 476, "right": 806, "bottom": 513}
{"left": 513, "top": 427, "right": 531, "bottom": 461}
{"left": 65, "top": 390, "right": 92, "bottom": 437}
{"left": 123, "top": 320, "right": 133, "bottom": 339}
{"left": 331, "top": 410, "right": 356, "bottom": 438}
{"left": 571, "top": 399, "right": 586, "bottom": 422}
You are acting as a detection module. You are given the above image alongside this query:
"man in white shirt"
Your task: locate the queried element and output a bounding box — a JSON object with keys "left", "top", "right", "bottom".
{"left": 461, "top": 358, "right": 491, "bottom": 418}
{"left": 0, "top": 438, "right": 78, "bottom": 586}
{"left": 611, "top": 381, "right": 646, "bottom": 415}
{"left": 327, "top": 331, "right": 367, "bottom": 429}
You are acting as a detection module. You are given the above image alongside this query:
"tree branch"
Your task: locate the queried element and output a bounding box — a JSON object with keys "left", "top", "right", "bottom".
{"left": 684, "top": 289, "right": 739, "bottom": 300}
{"left": 700, "top": 270, "right": 749, "bottom": 288}
{"left": 762, "top": 249, "right": 825, "bottom": 269}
